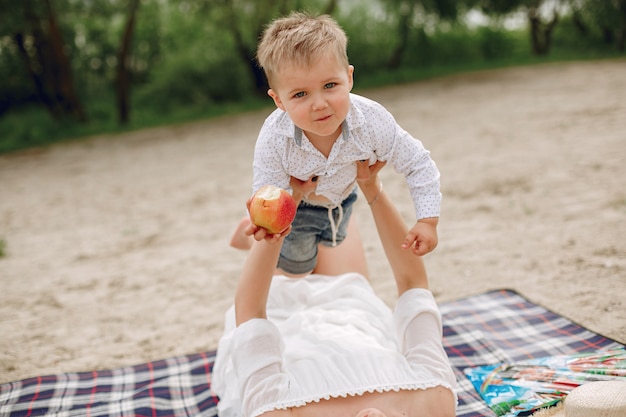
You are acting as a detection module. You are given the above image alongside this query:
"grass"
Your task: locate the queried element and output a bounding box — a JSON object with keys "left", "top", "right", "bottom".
{"left": 0, "top": 95, "right": 272, "bottom": 154}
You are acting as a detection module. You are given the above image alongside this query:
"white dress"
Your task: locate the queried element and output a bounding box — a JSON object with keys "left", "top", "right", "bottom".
{"left": 211, "top": 273, "right": 457, "bottom": 417}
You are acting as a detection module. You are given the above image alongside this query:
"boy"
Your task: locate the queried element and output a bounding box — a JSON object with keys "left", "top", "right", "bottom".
{"left": 234, "top": 12, "right": 441, "bottom": 276}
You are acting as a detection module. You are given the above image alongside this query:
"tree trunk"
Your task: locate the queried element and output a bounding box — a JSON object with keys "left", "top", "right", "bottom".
{"left": 116, "top": 0, "right": 141, "bottom": 125}
{"left": 602, "top": 27, "right": 614, "bottom": 44}
{"left": 323, "top": 0, "right": 338, "bottom": 15}
{"left": 388, "top": 2, "right": 415, "bottom": 69}
{"left": 13, "top": 32, "right": 60, "bottom": 118}
{"left": 224, "top": 0, "right": 270, "bottom": 96}
{"left": 617, "top": 0, "right": 626, "bottom": 51}
{"left": 224, "top": 0, "right": 338, "bottom": 96}
{"left": 528, "top": 6, "right": 559, "bottom": 56}
{"left": 18, "top": 0, "right": 87, "bottom": 121}
{"left": 19, "top": 1, "right": 63, "bottom": 119}
{"left": 42, "top": 0, "right": 87, "bottom": 121}
{"left": 571, "top": 10, "right": 588, "bottom": 36}
{"left": 232, "top": 20, "right": 267, "bottom": 95}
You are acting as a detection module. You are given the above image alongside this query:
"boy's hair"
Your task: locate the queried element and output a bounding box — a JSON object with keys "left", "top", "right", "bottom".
{"left": 256, "top": 12, "right": 349, "bottom": 87}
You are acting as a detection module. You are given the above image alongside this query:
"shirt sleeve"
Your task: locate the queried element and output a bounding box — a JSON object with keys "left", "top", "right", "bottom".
{"left": 251, "top": 114, "right": 293, "bottom": 196}
{"left": 369, "top": 105, "right": 441, "bottom": 220}
{"left": 393, "top": 289, "right": 457, "bottom": 390}
{"left": 232, "top": 319, "right": 290, "bottom": 417}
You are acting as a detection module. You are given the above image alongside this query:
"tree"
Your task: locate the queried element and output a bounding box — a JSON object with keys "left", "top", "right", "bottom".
{"left": 569, "top": 0, "right": 626, "bottom": 51}
{"left": 116, "top": 0, "right": 141, "bottom": 124}
{"left": 384, "top": 0, "right": 460, "bottom": 69}
{"left": 527, "top": 0, "right": 559, "bottom": 55}
{"left": 221, "top": 0, "right": 340, "bottom": 96}
{"left": 387, "top": 1, "right": 417, "bottom": 69}
{"left": 10, "top": 0, "right": 87, "bottom": 121}
{"left": 475, "top": 0, "right": 562, "bottom": 56}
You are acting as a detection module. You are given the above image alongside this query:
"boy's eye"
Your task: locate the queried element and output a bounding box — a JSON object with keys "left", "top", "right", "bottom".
{"left": 324, "top": 82, "right": 336, "bottom": 89}
{"left": 293, "top": 91, "right": 306, "bottom": 98}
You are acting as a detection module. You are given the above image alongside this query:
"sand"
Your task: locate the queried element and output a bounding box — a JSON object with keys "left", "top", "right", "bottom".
{"left": 1, "top": 59, "right": 625, "bottom": 384}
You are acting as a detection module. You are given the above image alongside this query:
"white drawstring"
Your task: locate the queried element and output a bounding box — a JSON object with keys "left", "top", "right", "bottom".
{"left": 327, "top": 204, "right": 344, "bottom": 247}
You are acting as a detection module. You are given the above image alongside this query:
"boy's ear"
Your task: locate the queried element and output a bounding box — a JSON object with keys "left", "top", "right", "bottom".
{"left": 268, "top": 89, "right": 285, "bottom": 111}
{"left": 348, "top": 65, "right": 355, "bottom": 91}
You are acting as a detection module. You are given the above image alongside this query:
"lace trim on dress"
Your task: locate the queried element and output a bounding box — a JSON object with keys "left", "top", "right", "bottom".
{"left": 251, "top": 381, "right": 457, "bottom": 417}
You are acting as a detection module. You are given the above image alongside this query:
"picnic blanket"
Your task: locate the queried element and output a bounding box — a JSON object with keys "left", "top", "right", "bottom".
{"left": 440, "top": 290, "right": 624, "bottom": 416}
{"left": 463, "top": 349, "right": 626, "bottom": 416}
{"left": 1, "top": 289, "right": 624, "bottom": 417}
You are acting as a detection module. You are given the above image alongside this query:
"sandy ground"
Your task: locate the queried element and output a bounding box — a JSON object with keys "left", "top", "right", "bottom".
{"left": 1, "top": 59, "right": 625, "bottom": 384}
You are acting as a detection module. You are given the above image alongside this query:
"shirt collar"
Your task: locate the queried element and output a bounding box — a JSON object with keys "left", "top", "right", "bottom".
{"left": 294, "top": 120, "right": 350, "bottom": 146}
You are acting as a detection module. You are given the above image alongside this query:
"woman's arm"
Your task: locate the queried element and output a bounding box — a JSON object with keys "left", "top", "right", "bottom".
{"left": 357, "top": 161, "right": 429, "bottom": 295}
{"left": 234, "top": 236, "right": 285, "bottom": 326}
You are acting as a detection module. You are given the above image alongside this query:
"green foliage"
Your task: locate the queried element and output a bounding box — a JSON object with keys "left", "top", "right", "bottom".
{"left": 551, "top": 16, "right": 615, "bottom": 55}
{"left": 474, "top": 0, "right": 525, "bottom": 16}
{"left": 0, "top": 108, "right": 60, "bottom": 153}
{"left": 421, "top": 26, "right": 486, "bottom": 66}
{"left": 476, "top": 26, "right": 519, "bottom": 60}
{"left": 338, "top": 6, "right": 396, "bottom": 73}
{"left": 135, "top": 44, "right": 250, "bottom": 112}
{"left": 0, "top": 238, "right": 5, "bottom": 258}
{"left": 0, "top": 0, "right": 624, "bottom": 154}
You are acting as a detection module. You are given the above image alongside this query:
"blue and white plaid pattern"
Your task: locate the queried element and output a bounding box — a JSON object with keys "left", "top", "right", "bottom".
{"left": 1, "top": 289, "right": 623, "bottom": 417}
{"left": 0, "top": 352, "right": 219, "bottom": 417}
{"left": 440, "top": 289, "right": 624, "bottom": 417}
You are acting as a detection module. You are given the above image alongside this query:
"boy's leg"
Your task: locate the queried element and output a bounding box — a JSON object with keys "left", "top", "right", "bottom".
{"left": 229, "top": 216, "right": 253, "bottom": 250}
{"left": 230, "top": 215, "right": 369, "bottom": 278}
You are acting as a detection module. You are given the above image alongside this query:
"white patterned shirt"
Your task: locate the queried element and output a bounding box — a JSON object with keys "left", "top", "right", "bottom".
{"left": 252, "top": 93, "right": 441, "bottom": 220}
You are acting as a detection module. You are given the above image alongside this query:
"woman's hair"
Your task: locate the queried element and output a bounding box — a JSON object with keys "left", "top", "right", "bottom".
{"left": 256, "top": 12, "right": 349, "bottom": 86}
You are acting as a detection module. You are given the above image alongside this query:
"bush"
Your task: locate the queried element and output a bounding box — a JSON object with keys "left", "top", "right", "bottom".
{"left": 476, "top": 26, "right": 518, "bottom": 60}
{"left": 339, "top": 8, "right": 396, "bottom": 74}
{"left": 0, "top": 108, "right": 57, "bottom": 153}
{"left": 551, "top": 16, "right": 620, "bottom": 57}
{"left": 135, "top": 45, "right": 250, "bottom": 113}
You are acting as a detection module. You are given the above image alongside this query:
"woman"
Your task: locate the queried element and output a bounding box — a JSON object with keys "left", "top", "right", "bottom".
{"left": 212, "top": 161, "right": 457, "bottom": 417}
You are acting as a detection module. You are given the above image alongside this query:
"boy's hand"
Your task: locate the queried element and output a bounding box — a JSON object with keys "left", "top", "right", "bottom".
{"left": 402, "top": 218, "right": 438, "bottom": 256}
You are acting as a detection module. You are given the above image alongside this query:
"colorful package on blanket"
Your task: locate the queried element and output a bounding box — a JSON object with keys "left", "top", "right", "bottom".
{"left": 463, "top": 348, "right": 626, "bottom": 417}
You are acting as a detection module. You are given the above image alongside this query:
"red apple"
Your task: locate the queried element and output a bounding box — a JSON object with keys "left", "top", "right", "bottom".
{"left": 249, "top": 185, "right": 297, "bottom": 234}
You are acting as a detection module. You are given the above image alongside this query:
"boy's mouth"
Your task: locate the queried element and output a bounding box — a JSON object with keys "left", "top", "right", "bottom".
{"left": 315, "top": 114, "right": 332, "bottom": 122}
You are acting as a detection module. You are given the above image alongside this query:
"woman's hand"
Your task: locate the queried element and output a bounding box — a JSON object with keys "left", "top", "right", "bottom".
{"left": 356, "top": 160, "right": 386, "bottom": 204}
{"left": 243, "top": 197, "right": 292, "bottom": 244}
{"left": 243, "top": 175, "right": 319, "bottom": 244}
{"left": 290, "top": 175, "right": 319, "bottom": 205}
{"left": 356, "top": 160, "right": 386, "bottom": 186}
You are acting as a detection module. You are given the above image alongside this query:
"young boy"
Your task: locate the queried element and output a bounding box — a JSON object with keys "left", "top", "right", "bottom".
{"left": 234, "top": 12, "right": 441, "bottom": 276}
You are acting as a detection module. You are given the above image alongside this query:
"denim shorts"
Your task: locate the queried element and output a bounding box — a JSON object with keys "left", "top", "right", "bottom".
{"left": 277, "top": 188, "right": 358, "bottom": 274}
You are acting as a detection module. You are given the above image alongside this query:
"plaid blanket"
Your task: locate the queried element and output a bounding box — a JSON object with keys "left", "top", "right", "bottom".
{"left": 1, "top": 289, "right": 623, "bottom": 417}
{"left": 440, "top": 289, "right": 624, "bottom": 417}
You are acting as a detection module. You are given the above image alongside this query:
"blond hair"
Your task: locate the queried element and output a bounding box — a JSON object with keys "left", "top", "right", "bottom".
{"left": 256, "top": 12, "right": 349, "bottom": 86}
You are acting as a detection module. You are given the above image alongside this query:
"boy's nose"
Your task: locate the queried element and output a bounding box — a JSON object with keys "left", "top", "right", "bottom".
{"left": 311, "top": 94, "right": 328, "bottom": 110}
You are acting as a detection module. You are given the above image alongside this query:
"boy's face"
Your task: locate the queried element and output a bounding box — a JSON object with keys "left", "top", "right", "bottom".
{"left": 268, "top": 53, "right": 354, "bottom": 144}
